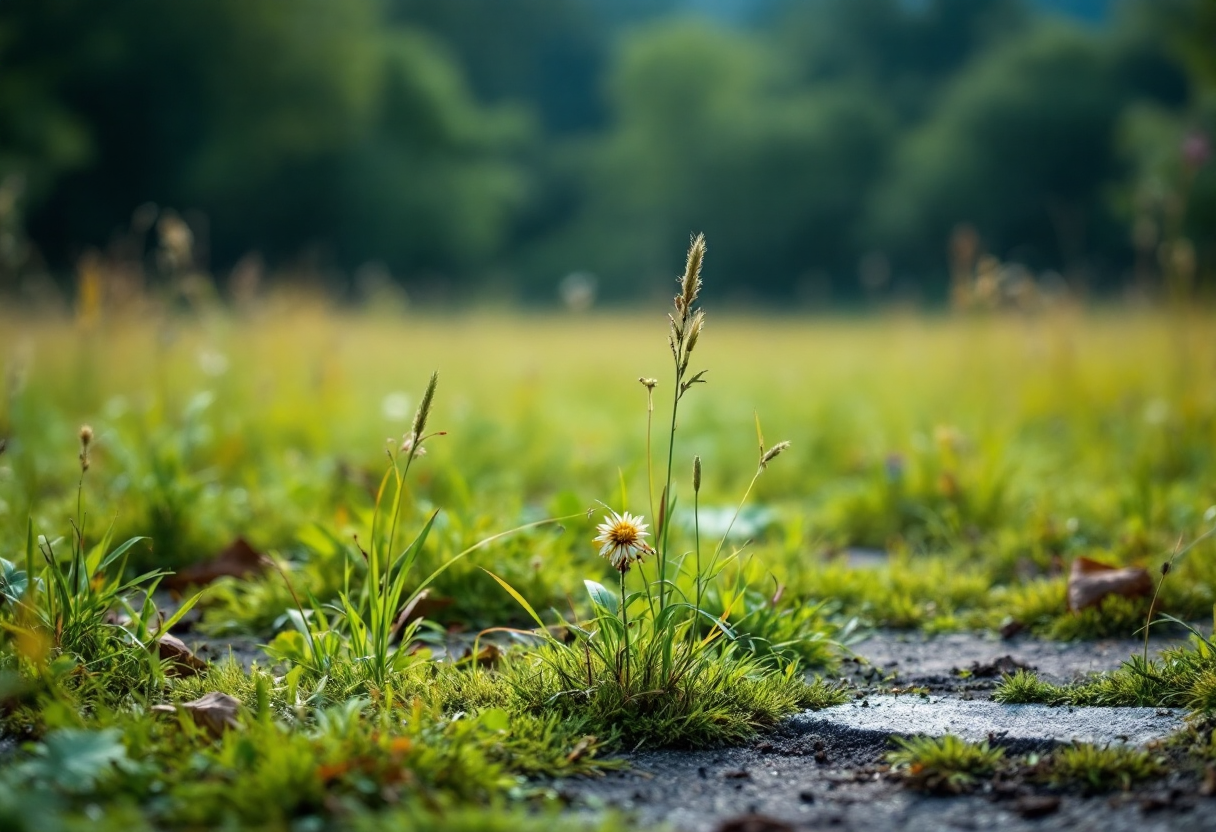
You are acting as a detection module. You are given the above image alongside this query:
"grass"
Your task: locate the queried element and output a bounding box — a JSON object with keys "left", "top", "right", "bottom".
{"left": 886, "top": 734, "right": 1005, "bottom": 794}
{"left": 994, "top": 624, "right": 1216, "bottom": 711}
{"left": 887, "top": 734, "right": 1164, "bottom": 795}
{"left": 2, "top": 245, "right": 1216, "bottom": 826}
{"left": 1042, "top": 743, "right": 1165, "bottom": 792}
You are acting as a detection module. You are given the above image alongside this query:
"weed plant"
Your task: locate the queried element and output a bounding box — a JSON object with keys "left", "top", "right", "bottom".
{"left": 481, "top": 236, "right": 843, "bottom": 747}
{"left": 1, "top": 428, "right": 200, "bottom": 705}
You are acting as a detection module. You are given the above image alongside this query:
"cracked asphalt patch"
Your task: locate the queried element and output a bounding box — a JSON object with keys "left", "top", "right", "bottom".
{"left": 793, "top": 696, "right": 1183, "bottom": 748}
{"left": 563, "top": 632, "right": 1213, "bottom": 832}
{"left": 841, "top": 630, "right": 1189, "bottom": 696}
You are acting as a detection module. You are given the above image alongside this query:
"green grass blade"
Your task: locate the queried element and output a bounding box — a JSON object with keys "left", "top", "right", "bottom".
{"left": 482, "top": 568, "right": 546, "bottom": 630}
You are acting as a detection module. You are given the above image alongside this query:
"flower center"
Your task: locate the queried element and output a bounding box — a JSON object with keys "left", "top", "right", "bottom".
{"left": 609, "top": 523, "right": 639, "bottom": 546}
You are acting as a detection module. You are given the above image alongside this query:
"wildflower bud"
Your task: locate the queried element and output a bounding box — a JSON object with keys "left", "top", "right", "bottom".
{"left": 78, "top": 424, "right": 93, "bottom": 471}
{"left": 693, "top": 456, "right": 702, "bottom": 493}
{"left": 760, "top": 440, "right": 791, "bottom": 469}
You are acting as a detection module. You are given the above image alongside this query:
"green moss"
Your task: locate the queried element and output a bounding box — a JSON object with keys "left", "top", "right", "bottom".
{"left": 1043, "top": 743, "right": 1164, "bottom": 793}
{"left": 886, "top": 734, "right": 1005, "bottom": 794}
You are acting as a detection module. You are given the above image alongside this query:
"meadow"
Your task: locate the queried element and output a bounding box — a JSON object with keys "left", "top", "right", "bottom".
{"left": 2, "top": 264, "right": 1216, "bottom": 829}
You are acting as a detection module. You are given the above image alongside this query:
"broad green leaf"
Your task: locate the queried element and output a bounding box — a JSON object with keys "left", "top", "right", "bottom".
{"left": 584, "top": 579, "right": 617, "bottom": 613}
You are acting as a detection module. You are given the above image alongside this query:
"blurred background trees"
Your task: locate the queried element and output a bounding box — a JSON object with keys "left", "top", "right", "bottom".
{"left": 0, "top": 0, "right": 1211, "bottom": 304}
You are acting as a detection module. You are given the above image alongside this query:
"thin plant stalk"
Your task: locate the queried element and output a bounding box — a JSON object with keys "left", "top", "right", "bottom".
{"left": 620, "top": 569, "right": 630, "bottom": 686}
{"left": 658, "top": 387, "right": 680, "bottom": 610}
{"left": 642, "top": 380, "right": 657, "bottom": 534}
{"left": 694, "top": 486, "right": 702, "bottom": 609}
{"left": 657, "top": 234, "right": 707, "bottom": 612}
{"left": 635, "top": 560, "right": 656, "bottom": 618}
{"left": 1143, "top": 522, "right": 1216, "bottom": 664}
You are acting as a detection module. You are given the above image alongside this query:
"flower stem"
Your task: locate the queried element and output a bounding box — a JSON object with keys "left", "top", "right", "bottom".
{"left": 620, "top": 569, "right": 630, "bottom": 687}
{"left": 691, "top": 486, "right": 702, "bottom": 646}
{"left": 659, "top": 355, "right": 681, "bottom": 611}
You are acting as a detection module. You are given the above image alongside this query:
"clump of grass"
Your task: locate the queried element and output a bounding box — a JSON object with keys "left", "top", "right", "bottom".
{"left": 494, "top": 633, "right": 843, "bottom": 748}
{"left": 886, "top": 734, "right": 1005, "bottom": 794}
{"left": 266, "top": 373, "right": 580, "bottom": 701}
{"left": 1041, "top": 743, "right": 1164, "bottom": 793}
{"left": 992, "top": 669, "right": 1069, "bottom": 705}
{"left": 1, "top": 427, "right": 201, "bottom": 704}
{"left": 995, "top": 629, "right": 1216, "bottom": 711}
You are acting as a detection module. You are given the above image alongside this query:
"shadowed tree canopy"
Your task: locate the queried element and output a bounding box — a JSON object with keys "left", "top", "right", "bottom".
{"left": 1, "top": 0, "right": 527, "bottom": 276}
{"left": 0, "top": 0, "right": 1208, "bottom": 301}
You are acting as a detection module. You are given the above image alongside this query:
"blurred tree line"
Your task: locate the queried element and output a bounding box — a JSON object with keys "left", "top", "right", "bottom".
{"left": 0, "top": 0, "right": 1212, "bottom": 304}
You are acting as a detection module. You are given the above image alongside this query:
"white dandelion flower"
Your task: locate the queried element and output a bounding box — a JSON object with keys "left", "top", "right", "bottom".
{"left": 593, "top": 509, "right": 655, "bottom": 573}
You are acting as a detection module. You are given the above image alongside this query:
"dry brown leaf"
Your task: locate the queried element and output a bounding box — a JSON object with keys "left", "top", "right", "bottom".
{"left": 155, "top": 633, "right": 207, "bottom": 676}
{"left": 458, "top": 643, "right": 503, "bottom": 667}
{"left": 566, "top": 735, "right": 595, "bottom": 763}
{"left": 389, "top": 590, "right": 454, "bottom": 636}
{"left": 1067, "top": 556, "right": 1152, "bottom": 612}
{"left": 164, "top": 537, "right": 269, "bottom": 591}
{"left": 151, "top": 691, "right": 242, "bottom": 736}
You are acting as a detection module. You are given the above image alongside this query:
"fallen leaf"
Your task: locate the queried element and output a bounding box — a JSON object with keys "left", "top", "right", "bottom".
{"left": 458, "top": 643, "right": 503, "bottom": 668}
{"left": 1067, "top": 556, "right": 1152, "bottom": 611}
{"left": 566, "top": 735, "right": 595, "bottom": 763}
{"left": 390, "top": 590, "right": 453, "bottom": 635}
{"left": 155, "top": 633, "right": 207, "bottom": 676}
{"left": 151, "top": 691, "right": 241, "bottom": 736}
{"left": 164, "top": 537, "right": 269, "bottom": 591}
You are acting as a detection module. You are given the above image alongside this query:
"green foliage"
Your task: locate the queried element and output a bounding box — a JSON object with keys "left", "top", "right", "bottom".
{"left": 2, "top": 0, "right": 1208, "bottom": 296}
{"left": 14, "top": 728, "right": 127, "bottom": 792}
{"left": 886, "top": 734, "right": 1005, "bottom": 793}
{"left": 0, "top": 0, "right": 527, "bottom": 275}
{"left": 3, "top": 239, "right": 1216, "bottom": 828}
{"left": 495, "top": 634, "right": 840, "bottom": 749}
{"left": 871, "top": 22, "right": 1132, "bottom": 268}
{"left": 995, "top": 628, "right": 1216, "bottom": 711}
{"left": 1043, "top": 742, "right": 1164, "bottom": 792}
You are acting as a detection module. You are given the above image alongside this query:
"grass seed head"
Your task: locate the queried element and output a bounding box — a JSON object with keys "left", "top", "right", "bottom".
{"left": 678, "top": 233, "right": 706, "bottom": 317}
{"left": 760, "top": 440, "right": 791, "bottom": 469}
{"left": 693, "top": 456, "right": 702, "bottom": 493}
{"left": 685, "top": 309, "right": 705, "bottom": 355}
{"left": 78, "top": 424, "right": 94, "bottom": 471}
{"left": 410, "top": 371, "right": 439, "bottom": 449}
